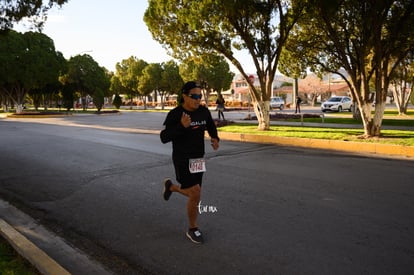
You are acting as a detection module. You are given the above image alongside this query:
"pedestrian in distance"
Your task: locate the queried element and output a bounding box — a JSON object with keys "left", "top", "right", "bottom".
{"left": 295, "top": 96, "right": 302, "bottom": 114}
{"left": 216, "top": 94, "right": 225, "bottom": 120}
{"left": 160, "top": 81, "right": 220, "bottom": 244}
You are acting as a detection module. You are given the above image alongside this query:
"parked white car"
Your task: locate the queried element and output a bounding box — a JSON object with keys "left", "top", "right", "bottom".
{"left": 270, "top": 97, "right": 284, "bottom": 110}
{"left": 321, "top": 96, "right": 353, "bottom": 112}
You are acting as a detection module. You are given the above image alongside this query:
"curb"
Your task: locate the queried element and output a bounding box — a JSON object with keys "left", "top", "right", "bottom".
{"left": 0, "top": 219, "right": 70, "bottom": 275}
{"left": 6, "top": 113, "right": 73, "bottom": 118}
{"left": 218, "top": 131, "right": 414, "bottom": 158}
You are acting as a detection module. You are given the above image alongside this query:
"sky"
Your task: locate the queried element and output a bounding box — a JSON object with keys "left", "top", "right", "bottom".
{"left": 14, "top": 0, "right": 253, "bottom": 74}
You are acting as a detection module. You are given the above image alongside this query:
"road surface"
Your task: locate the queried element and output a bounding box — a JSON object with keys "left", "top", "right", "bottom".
{"left": 0, "top": 112, "right": 413, "bottom": 274}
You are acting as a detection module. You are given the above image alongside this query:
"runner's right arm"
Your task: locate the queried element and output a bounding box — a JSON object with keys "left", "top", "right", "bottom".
{"left": 160, "top": 109, "right": 186, "bottom": 144}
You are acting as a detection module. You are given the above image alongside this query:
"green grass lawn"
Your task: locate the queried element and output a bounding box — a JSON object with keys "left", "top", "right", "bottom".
{"left": 299, "top": 116, "right": 414, "bottom": 127}
{"left": 219, "top": 124, "right": 414, "bottom": 146}
{"left": 218, "top": 108, "right": 414, "bottom": 146}
{"left": 288, "top": 109, "right": 414, "bottom": 126}
{"left": 0, "top": 236, "right": 40, "bottom": 274}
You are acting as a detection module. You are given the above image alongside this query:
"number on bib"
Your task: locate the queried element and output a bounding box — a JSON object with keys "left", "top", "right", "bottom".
{"left": 189, "top": 158, "right": 206, "bottom": 173}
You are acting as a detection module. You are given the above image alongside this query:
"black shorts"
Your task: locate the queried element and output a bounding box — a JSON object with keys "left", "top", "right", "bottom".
{"left": 173, "top": 155, "right": 203, "bottom": 189}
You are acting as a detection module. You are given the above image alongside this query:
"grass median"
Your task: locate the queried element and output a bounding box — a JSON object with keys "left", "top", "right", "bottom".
{"left": 218, "top": 124, "right": 414, "bottom": 146}
{"left": 218, "top": 109, "right": 414, "bottom": 146}
{"left": 293, "top": 116, "right": 414, "bottom": 127}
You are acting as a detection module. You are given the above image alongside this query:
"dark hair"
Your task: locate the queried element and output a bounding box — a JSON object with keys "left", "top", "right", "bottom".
{"left": 178, "top": 81, "right": 201, "bottom": 104}
{"left": 182, "top": 81, "right": 201, "bottom": 95}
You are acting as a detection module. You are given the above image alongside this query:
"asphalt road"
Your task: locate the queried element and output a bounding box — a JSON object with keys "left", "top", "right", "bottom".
{"left": 0, "top": 112, "right": 413, "bottom": 274}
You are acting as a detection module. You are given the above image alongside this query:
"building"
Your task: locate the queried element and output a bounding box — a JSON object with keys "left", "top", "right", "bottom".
{"left": 228, "top": 74, "right": 293, "bottom": 102}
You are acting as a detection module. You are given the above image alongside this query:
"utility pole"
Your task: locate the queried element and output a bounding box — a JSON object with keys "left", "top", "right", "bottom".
{"left": 293, "top": 77, "right": 298, "bottom": 107}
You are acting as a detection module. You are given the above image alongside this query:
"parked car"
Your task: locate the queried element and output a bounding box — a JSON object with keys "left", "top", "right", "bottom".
{"left": 321, "top": 96, "right": 353, "bottom": 112}
{"left": 270, "top": 97, "right": 284, "bottom": 110}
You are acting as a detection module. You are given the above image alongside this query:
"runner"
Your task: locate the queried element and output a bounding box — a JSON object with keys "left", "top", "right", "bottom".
{"left": 160, "top": 81, "right": 220, "bottom": 244}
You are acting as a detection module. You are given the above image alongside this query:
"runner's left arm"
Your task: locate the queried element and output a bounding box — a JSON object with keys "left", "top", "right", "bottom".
{"left": 206, "top": 110, "right": 219, "bottom": 142}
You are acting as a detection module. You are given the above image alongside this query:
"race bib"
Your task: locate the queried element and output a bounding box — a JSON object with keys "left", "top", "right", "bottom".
{"left": 189, "top": 158, "right": 206, "bottom": 173}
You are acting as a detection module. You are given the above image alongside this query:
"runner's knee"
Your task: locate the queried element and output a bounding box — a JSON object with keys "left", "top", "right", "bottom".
{"left": 188, "top": 185, "right": 201, "bottom": 201}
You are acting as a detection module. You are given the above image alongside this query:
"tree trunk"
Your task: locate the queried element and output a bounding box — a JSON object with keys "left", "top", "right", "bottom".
{"left": 16, "top": 104, "right": 24, "bottom": 113}
{"left": 130, "top": 94, "right": 133, "bottom": 110}
{"left": 1, "top": 94, "right": 8, "bottom": 112}
{"left": 359, "top": 100, "right": 386, "bottom": 137}
{"left": 371, "top": 102, "right": 386, "bottom": 136}
{"left": 253, "top": 100, "right": 270, "bottom": 130}
{"left": 8, "top": 86, "right": 27, "bottom": 114}
{"left": 352, "top": 104, "right": 361, "bottom": 120}
{"left": 311, "top": 96, "right": 317, "bottom": 107}
{"left": 392, "top": 83, "right": 412, "bottom": 116}
{"left": 81, "top": 96, "right": 87, "bottom": 111}
{"left": 160, "top": 93, "right": 165, "bottom": 110}
{"left": 358, "top": 102, "right": 372, "bottom": 137}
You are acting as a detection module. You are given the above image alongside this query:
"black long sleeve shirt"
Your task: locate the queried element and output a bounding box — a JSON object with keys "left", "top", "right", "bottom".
{"left": 160, "top": 105, "right": 219, "bottom": 158}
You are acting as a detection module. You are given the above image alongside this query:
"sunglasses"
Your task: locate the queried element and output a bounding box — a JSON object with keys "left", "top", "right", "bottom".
{"left": 187, "top": 93, "right": 202, "bottom": 100}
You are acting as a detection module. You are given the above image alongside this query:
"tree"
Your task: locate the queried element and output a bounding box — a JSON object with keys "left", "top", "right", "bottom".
{"left": 27, "top": 46, "right": 67, "bottom": 111}
{"left": 115, "top": 56, "right": 148, "bottom": 109}
{"left": 112, "top": 93, "right": 122, "bottom": 109}
{"left": 93, "top": 89, "right": 105, "bottom": 111}
{"left": 203, "top": 55, "right": 234, "bottom": 99}
{"left": 159, "top": 60, "right": 183, "bottom": 109}
{"left": 109, "top": 75, "right": 126, "bottom": 109}
{"left": 145, "top": 0, "right": 306, "bottom": 130}
{"left": 138, "top": 63, "right": 163, "bottom": 109}
{"left": 0, "top": 30, "right": 66, "bottom": 113}
{"left": 279, "top": 46, "right": 308, "bottom": 80}
{"left": 390, "top": 52, "right": 414, "bottom": 115}
{"left": 95, "top": 68, "right": 112, "bottom": 111}
{"left": 28, "top": 81, "right": 63, "bottom": 110}
{"left": 60, "top": 82, "right": 75, "bottom": 111}
{"left": 298, "top": 74, "right": 325, "bottom": 106}
{"left": 60, "top": 54, "right": 109, "bottom": 111}
{"left": 179, "top": 55, "right": 234, "bottom": 106}
{"left": 283, "top": 0, "right": 414, "bottom": 137}
{"left": 1, "top": 0, "right": 69, "bottom": 30}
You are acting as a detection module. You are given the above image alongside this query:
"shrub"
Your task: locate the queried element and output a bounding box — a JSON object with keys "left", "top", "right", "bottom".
{"left": 112, "top": 94, "right": 122, "bottom": 109}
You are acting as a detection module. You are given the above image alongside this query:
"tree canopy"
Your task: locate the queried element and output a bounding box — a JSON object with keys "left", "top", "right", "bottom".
{"left": 0, "top": 30, "right": 66, "bottom": 113}
{"left": 145, "top": 0, "right": 306, "bottom": 130}
{"left": 179, "top": 55, "right": 234, "bottom": 105}
{"left": 1, "top": 0, "right": 69, "bottom": 30}
{"left": 139, "top": 63, "right": 163, "bottom": 109}
{"left": 114, "top": 56, "right": 148, "bottom": 108}
{"left": 60, "top": 54, "right": 109, "bottom": 111}
{"left": 282, "top": 0, "right": 414, "bottom": 137}
{"left": 150, "top": 60, "right": 183, "bottom": 109}
{"left": 159, "top": 60, "right": 183, "bottom": 101}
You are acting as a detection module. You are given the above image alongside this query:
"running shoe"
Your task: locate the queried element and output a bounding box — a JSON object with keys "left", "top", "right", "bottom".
{"left": 163, "top": 178, "right": 172, "bottom": 201}
{"left": 186, "top": 228, "right": 204, "bottom": 244}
